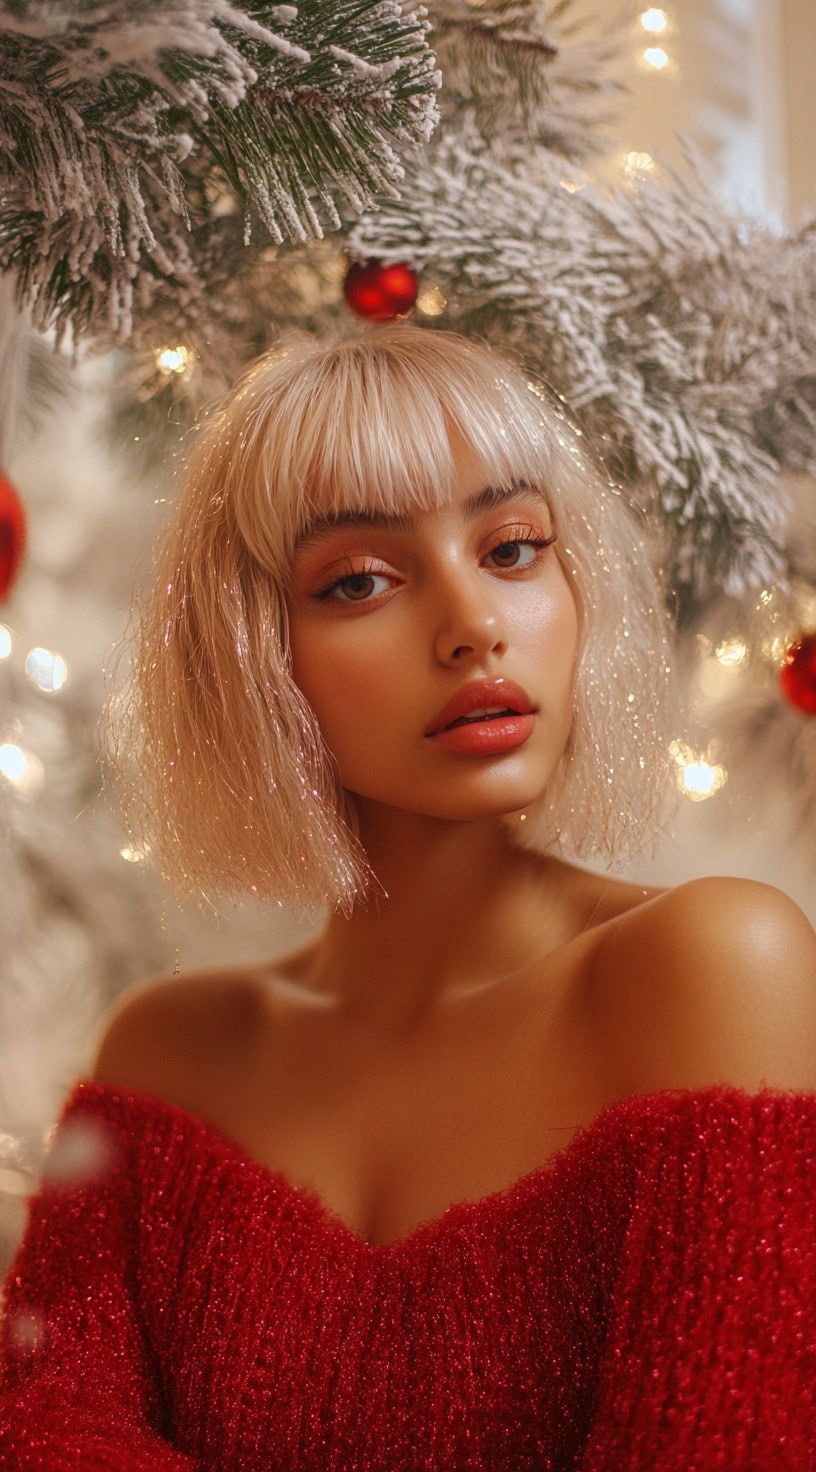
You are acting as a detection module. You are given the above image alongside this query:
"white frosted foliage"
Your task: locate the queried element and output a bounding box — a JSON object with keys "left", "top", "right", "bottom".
{"left": 0, "top": 0, "right": 440, "bottom": 344}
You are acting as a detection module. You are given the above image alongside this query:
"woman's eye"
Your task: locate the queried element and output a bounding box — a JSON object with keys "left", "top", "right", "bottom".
{"left": 320, "top": 570, "right": 394, "bottom": 602}
{"left": 485, "top": 536, "right": 552, "bottom": 570}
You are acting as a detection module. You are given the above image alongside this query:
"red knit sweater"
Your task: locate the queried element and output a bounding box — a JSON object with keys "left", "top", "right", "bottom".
{"left": 1, "top": 1080, "right": 815, "bottom": 1470}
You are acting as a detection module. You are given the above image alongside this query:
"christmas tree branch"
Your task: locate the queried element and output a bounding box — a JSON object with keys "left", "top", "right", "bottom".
{"left": 347, "top": 132, "right": 815, "bottom": 599}
{"left": 0, "top": 0, "right": 440, "bottom": 343}
{"left": 428, "top": 0, "right": 625, "bottom": 160}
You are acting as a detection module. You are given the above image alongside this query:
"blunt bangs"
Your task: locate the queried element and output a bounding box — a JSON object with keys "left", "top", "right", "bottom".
{"left": 226, "top": 329, "right": 559, "bottom": 583}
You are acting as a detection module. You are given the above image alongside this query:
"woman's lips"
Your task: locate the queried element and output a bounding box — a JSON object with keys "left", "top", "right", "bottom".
{"left": 427, "top": 712, "right": 536, "bottom": 755}
{"left": 424, "top": 677, "right": 537, "bottom": 754}
{"left": 425, "top": 677, "right": 536, "bottom": 737}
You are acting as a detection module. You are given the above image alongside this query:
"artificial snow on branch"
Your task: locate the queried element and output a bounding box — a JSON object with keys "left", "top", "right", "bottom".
{"left": 429, "top": 0, "right": 625, "bottom": 160}
{"left": 0, "top": 0, "right": 440, "bottom": 344}
{"left": 100, "top": 0, "right": 633, "bottom": 451}
{"left": 347, "top": 135, "right": 816, "bottom": 605}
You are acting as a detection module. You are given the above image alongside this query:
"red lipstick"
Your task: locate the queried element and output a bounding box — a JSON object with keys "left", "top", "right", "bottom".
{"left": 425, "top": 678, "right": 537, "bottom": 755}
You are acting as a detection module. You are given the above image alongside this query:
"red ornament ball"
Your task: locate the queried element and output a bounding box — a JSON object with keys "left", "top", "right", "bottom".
{"left": 343, "top": 260, "right": 418, "bottom": 321}
{"left": 0, "top": 470, "right": 26, "bottom": 601}
{"left": 779, "top": 632, "right": 816, "bottom": 715}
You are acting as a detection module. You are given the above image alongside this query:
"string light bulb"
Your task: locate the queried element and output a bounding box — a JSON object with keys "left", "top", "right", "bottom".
{"left": 643, "top": 46, "right": 669, "bottom": 69}
{"left": 24, "top": 647, "right": 68, "bottom": 692}
{"left": 0, "top": 743, "right": 45, "bottom": 793}
{"left": 669, "top": 739, "right": 727, "bottom": 801}
{"left": 680, "top": 759, "right": 726, "bottom": 800}
{"left": 640, "top": 8, "right": 668, "bottom": 32}
{"left": 416, "top": 285, "right": 447, "bottom": 317}
{"left": 155, "top": 345, "right": 192, "bottom": 376}
{"left": 714, "top": 637, "right": 748, "bottom": 668}
{"left": 624, "top": 151, "right": 655, "bottom": 182}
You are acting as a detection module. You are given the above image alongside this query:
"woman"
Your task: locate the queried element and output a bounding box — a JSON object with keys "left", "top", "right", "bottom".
{"left": 2, "top": 325, "right": 815, "bottom": 1469}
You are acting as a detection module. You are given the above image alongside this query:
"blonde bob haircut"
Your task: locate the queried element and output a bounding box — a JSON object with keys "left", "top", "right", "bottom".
{"left": 113, "top": 324, "right": 674, "bottom": 915}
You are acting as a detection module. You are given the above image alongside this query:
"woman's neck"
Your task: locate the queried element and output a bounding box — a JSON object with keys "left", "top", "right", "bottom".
{"left": 300, "top": 804, "right": 579, "bottom": 1034}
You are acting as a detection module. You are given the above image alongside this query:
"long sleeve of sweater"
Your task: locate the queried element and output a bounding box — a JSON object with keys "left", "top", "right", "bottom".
{"left": 0, "top": 1091, "right": 200, "bottom": 1471}
{"left": 578, "top": 1088, "right": 816, "bottom": 1469}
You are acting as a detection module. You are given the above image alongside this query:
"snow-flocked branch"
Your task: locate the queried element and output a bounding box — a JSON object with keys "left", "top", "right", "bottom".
{"left": 0, "top": 0, "right": 440, "bottom": 343}
{"left": 347, "top": 132, "right": 816, "bottom": 605}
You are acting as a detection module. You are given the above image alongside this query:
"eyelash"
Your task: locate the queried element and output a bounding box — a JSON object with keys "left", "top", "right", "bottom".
{"left": 313, "top": 527, "right": 557, "bottom": 604}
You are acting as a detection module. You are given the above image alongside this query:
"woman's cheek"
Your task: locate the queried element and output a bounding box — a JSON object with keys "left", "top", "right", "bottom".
{"left": 515, "top": 583, "right": 577, "bottom": 658}
{"left": 294, "top": 624, "right": 397, "bottom": 738}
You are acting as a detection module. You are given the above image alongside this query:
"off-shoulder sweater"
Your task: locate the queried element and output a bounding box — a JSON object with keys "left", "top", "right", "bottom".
{"left": 1, "top": 1080, "right": 815, "bottom": 1470}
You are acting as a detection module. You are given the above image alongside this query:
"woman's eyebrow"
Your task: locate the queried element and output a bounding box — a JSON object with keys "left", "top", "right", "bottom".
{"left": 297, "top": 482, "right": 547, "bottom": 548}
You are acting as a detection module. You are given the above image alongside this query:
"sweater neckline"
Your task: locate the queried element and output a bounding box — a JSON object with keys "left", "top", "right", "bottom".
{"left": 69, "top": 1076, "right": 798, "bottom": 1254}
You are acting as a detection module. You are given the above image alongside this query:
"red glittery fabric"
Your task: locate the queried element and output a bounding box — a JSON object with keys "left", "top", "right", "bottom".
{"left": 1, "top": 1079, "right": 815, "bottom": 1470}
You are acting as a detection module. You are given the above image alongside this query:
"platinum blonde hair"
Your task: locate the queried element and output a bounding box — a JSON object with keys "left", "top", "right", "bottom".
{"left": 111, "top": 324, "right": 674, "bottom": 915}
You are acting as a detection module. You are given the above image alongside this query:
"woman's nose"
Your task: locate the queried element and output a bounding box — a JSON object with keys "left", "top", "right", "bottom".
{"left": 431, "top": 571, "right": 508, "bottom": 666}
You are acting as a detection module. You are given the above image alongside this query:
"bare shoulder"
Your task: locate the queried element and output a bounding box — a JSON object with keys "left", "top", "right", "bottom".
{"left": 89, "top": 964, "right": 265, "bottom": 1100}
{"left": 589, "top": 875, "right": 816, "bottom": 1095}
{"left": 610, "top": 875, "right": 816, "bottom": 984}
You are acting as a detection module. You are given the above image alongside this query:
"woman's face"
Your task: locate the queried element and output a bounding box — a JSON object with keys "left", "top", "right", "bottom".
{"left": 286, "top": 436, "right": 579, "bottom": 823}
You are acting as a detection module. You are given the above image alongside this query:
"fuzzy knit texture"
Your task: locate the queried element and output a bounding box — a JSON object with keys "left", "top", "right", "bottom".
{"left": 1, "top": 1079, "right": 815, "bottom": 1470}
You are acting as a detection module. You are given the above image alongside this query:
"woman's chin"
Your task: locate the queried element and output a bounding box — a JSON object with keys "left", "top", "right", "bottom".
{"left": 346, "top": 785, "right": 549, "bottom": 827}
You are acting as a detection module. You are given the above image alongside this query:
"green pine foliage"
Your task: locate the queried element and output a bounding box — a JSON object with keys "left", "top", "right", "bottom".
{"left": 0, "top": 0, "right": 439, "bottom": 344}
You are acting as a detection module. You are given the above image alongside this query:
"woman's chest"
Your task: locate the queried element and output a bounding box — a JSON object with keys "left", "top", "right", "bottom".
{"left": 193, "top": 960, "right": 616, "bottom": 1248}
